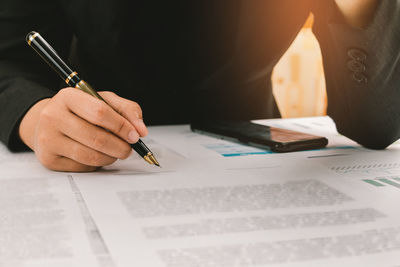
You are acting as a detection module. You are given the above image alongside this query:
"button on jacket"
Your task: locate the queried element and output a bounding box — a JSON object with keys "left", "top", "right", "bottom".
{"left": 1, "top": 0, "right": 400, "bottom": 151}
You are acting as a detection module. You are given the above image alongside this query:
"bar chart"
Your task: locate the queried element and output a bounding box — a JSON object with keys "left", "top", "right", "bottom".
{"left": 363, "top": 177, "right": 400, "bottom": 189}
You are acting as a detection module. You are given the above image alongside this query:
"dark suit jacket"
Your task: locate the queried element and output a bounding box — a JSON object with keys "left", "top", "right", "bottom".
{"left": 1, "top": 0, "right": 399, "bottom": 151}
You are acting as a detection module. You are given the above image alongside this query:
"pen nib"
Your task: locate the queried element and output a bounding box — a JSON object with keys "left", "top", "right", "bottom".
{"left": 144, "top": 153, "right": 161, "bottom": 167}
{"left": 149, "top": 154, "right": 161, "bottom": 167}
{"left": 143, "top": 155, "right": 153, "bottom": 165}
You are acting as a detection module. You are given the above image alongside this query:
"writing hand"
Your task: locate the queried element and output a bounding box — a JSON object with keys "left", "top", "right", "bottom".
{"left": 19, "top": 88, "right": 147, "bottom": 172}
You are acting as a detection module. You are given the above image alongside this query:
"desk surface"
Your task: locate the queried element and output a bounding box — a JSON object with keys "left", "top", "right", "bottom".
{"left": 1, "top": 116, "right": 400, "bottom": 267}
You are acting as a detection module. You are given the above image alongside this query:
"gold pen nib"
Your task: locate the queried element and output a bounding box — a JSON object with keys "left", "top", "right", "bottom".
{"left": 143, "top": 154, "right": 154, "bottom": 165}
{"left": 149, "top": 154, "right": 161, "bottom": 167}
{"left": 143, "top": 152, "right": 161, "bottom": 167}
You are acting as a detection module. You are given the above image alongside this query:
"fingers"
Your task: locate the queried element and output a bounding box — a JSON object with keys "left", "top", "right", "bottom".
{"left": 99, "top": 91, "right": 148, "bottom": 137}
{"left": 42, "top": 156, "right": 97, "bottom": 172}
{"left": 31, "top": 87, "right": 146, "bottom": 172}
{"left": 57, "top": 108, "right": 132, "bottom": 160}
{"left": 56, "top": 135, "right": 118, "bottom": 167}
{"left": 35, "top": 139, "right": 98, "bottom": 172}
{"left": 57, "top": 88, "right": 140, "bottom": 144}
{"left": 36, "top": 133, "right": 117, "bottom": 171}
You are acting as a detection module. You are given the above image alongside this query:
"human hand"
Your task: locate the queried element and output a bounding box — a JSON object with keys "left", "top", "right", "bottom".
{"left": 19, "top": 88, "right": 148, "bottom": 172}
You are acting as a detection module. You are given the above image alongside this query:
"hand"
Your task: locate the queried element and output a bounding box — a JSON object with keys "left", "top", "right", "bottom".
{"left": 335, "top": 0, "right": 379, "bottom": 28}
{"left": 19, "top": 88, "right": 148, "bottom": 172}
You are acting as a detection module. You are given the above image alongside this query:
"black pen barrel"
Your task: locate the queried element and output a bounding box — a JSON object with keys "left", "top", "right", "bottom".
{"left": 26, "top": 31, "right": 80, "bottom": 87}
{"left": 132, "top": 140, "right": 151, "bottom": 157}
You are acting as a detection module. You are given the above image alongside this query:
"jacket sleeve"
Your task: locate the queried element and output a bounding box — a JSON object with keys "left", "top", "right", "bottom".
{"left": 0, "top": 0, "right": 72, "bottom": 151}
{"left": 313, "top": 0, "right": 400, "bottom": 149}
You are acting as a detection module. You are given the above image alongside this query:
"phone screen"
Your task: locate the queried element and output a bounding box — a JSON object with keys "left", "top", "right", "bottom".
{"left": 191, "top": 121, "right": 328, "bottom": 153}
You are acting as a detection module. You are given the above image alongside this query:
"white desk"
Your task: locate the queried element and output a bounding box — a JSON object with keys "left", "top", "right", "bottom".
{"left": 1, "top": 116, "right": 400, "bottom": 267}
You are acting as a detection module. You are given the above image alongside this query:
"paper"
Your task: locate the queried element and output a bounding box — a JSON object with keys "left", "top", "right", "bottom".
{"left": 3, "top": 116, "right": 400, "bottom": 267}
{"left": 310, "top": 144, "right": 400, "bottom": 193}
{"left": 148, "top": 117, "right": 361, "bottom": 162}
{"left": 201, "top": 142, "right": 272, "bottom": 157}
{"left": 71, "top": 124, "right": 400, "bottom": 267}
{"left": 0, "top": 150, "right": 112, "bottom": 267}
{"left": 72, "top": 160, "right": 400, "bottom": 267}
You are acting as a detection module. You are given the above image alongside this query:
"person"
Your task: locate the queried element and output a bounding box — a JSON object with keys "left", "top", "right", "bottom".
{"left": 0, "top": 0, "right": 395, "bottom": 172}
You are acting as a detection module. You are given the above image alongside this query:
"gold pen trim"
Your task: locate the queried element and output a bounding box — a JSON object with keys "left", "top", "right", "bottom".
{"left": 148, "top": 154, "right": 160, "bottom": 166}
{"left": 143, "top": 153, "right": 154, "bottom": 165}
{"left": 65, "top": 72, "right": 78, "bottom": 84}
{"left": 27, "top": 32, "right": 39, "bottom": 46}
{"left": 75, "top": 80, "right": 105, "bottom": 100}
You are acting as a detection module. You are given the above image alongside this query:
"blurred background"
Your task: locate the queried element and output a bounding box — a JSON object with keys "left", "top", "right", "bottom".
{"left": 272, "top": 14, "right": 327, "bottom": 118}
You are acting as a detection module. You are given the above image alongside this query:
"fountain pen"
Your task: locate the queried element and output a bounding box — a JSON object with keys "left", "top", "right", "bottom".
{"left": 26, "top": 31, "right": 160, "bottom": 167}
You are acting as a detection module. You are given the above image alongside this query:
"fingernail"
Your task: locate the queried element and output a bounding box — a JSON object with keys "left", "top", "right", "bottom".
{"left": 128, "top": 131, "right": 139, "bottom": 143}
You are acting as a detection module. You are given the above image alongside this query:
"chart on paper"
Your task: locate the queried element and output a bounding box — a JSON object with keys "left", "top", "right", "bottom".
{"left": 363, "top": 176, "right": 400, "bottom": 189}
{"left": 332, "top": 163, "right": 400, "bottom": 190}
{"left": 201, "top": 142, "right": 272, "bottom": 157}
{"left": 313, "top": 147, "right": 400, "bottom": 192}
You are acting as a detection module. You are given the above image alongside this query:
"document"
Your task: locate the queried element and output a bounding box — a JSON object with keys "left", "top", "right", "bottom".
{"left": 148, "top": 117, "right": 362, "bottom": 163}
{"left": 71, "top": 128, "right": 400, "bottom": 267}
{"left": 2, "top": 116, "right": 400, "bottom": 267}
{"left": 310, "top": 144, "right": 400, "bottom": 195}
{"left": 0, "top": 151, "right": 110, "bottom": 267}
{"left": 72, "top": 160, "right": 400, "bottom": 267}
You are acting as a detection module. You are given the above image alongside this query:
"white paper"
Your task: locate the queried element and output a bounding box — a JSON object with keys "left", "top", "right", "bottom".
{"left": 72, "top": 160, "right": 400, "bottom": 267}
{"left": 3, "top": 116, "right": 400, "bottom": 267}
{"left": 71, "top": 118, "right": 400, "bottom": 267}
{"left": 0, "top": 149, "right": 111, "bottom": 267}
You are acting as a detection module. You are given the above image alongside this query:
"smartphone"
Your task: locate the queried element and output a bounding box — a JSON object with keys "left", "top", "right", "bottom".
{"left": 191, "top": 120, "right": 328, "bottom": 153}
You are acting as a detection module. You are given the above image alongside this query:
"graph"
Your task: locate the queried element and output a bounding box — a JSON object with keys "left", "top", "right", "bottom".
{"left": 329, "top": 162, "right": 400, "bottom": 190}
{"left": 202, "top": 142, "right": 357, "bottom": 157}
{"left": 330, "top": 163, "right": 400, "bottom": 176}
{"left": 202, "top": 143, "right": 273, "bottom": 157}
{"left": 363, "top": 176, "right": 400, "bottom": 189}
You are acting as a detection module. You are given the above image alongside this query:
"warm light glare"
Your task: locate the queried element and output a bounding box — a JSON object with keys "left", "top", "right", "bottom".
{"left": 272, "top": 14, "right": 327, "bottom": 118}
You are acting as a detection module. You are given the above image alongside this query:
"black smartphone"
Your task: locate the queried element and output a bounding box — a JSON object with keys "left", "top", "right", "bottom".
{"left": 191, "top": 120, "right": 328, "bottom": 153}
